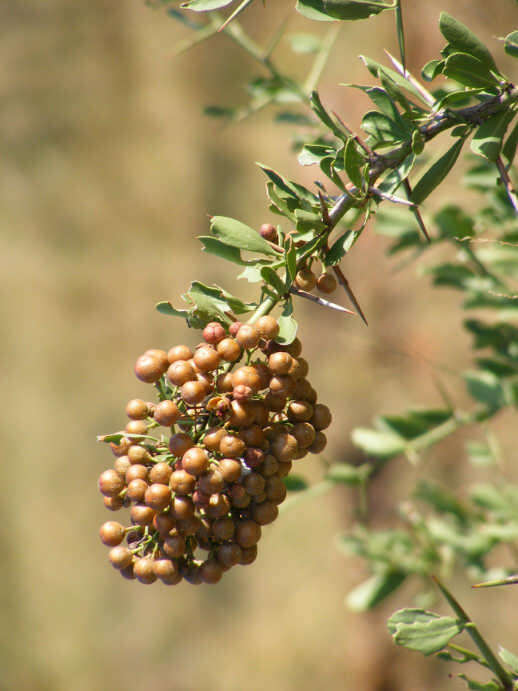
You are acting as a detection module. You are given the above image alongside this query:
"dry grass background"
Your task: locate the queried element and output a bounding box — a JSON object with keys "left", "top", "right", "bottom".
{"left": 1, "top": 1, "right": 517, "bottom": 689}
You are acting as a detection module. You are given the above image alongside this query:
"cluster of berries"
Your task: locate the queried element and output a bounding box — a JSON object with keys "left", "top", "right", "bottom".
{"left": 98, "top": 316, "right": 331, "bottom": 585}
{"left": 260, "top": 224, "right": 338, "bottom": 296}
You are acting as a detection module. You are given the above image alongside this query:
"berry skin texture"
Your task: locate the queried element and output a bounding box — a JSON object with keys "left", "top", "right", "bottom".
{"left": 182, "top": 447, "right": 209, "bottom": 476}
{"left": 153, "top": 559, "right": 181, "bottom": 585}
{"left": 259, "top": 223, "right": 278, "bottom": 244}
{"left": 268, "top": 352, "right": 293, "bottom": 375}
{"left": 202, "top": 322, "right": 226, "bottom": 345}
{"left": 316, "top": 272, "right": 337, "bottom": 294}
{"left": 153, "top": 400, "right": 180, "bottom": 427}
{"left": 167, "top": 344, "right": 193, "bottom": 364}
{"left": 145, "top": 484, "right": 171, "bottom": 511}
{"left": 236, "top": 324, "right": 260, "bottom": 349}
{"left": 193, "top": 345, "right": 220, "bottom": 373}
{"left": 312, "top": 404, "right": 332, "bottom": 430}
{"left": 135, "top": 354, "right": 164, "bottom": 383}
{"left": 232, "top": 366, "right": 263, "bottom": 393}
{"left": 98, "top": 469, "right": 125, "bottom": 497}
{"left": 109, "top": 546, "right": 133, "bottom": 570}
{"left": 255, "top": 315, "right": 279, "bottom": 340}
{"left": 133, "top": 558, "right": 157, "bottom": 585}
{"left": 125, "top": 398, "right": 149, "bottom": 420}
{"left": 216, "top": 337, "right": 242, "bottom": 363}
{"left": 295, "top": 268, "right": 317, "bottom": 292}
{"left": 99, "top": 521, "right": 125, "bottom": 546}
{"left": 236, "top": 520, "right": 261, "bottom": 548}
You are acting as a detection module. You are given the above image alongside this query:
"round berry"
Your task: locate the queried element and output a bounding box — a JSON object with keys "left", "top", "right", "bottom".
{"left": 170, "top": 469, "right": 196, "bottom": 495}
{"left": 144, "top": 349, "right": 169, "bottom": 373}
{"left": 236, "top": 520, "right": 261, "bottom": 548}
{"left": 127, "top": 479, "right": 148, "bottom": 503}
{"left": 193, "top": 345, "right": 221, "bottom": 373}
{"left": 167, "top": 360, "right": 195, "bottom": 386}
{"left": 98, "top": 469, "right": 124, "bottom": 497}
{"left": 265, "top": 476, "right": 287, "bottom": 504}
{"left": 236, "top": 324, "right": 260, "bottom": 349}
{"left": 217, "top": 337, "right": 242, "bottom": 362}
{"left": 316, "top": 272, "right": 337, "bottom": 294}
{"left": 287, "top": 400, "right": 314, "bottom": 422}
{"left": 232, "top": 366, "right": 262, "bottom": 393}
{"left": 270, "top": 432, "right": 298, "bottom": 462}
{"left": 219, "top": 435, "right": 246, "bottom": 458}
{"left": 295, "top": 268, "right": 316, "bottom": 291}
{"left": 268, "top": 351, "right": 293, "bottom": 375}
{"left": 99, "top": 521, "right": 125, "bottom": 546}
{"left": 292, "top": 422, "right": 316, "bottom": 449}
{"left": 203, "top": 427, "right": 225, "bottom": 453}
{"left": 109, "top": 545, "right": 133, "bottom": 570}
{"left": 252, "top": 501, "right": 278, "bottom": 525}
{"left": 259, "top": 223, "right": 278, "bottom": 243}
{"left": 135, "top": 354, "right": 163, "bottom": 383}
{"left": 212, "top": 517, "right": 235, "bottom": 541}
{"left": 148, "top": 462, "right": 173, "bottom": 485}
{"left": 125, "top": 420, "right": 148, "bottom": 436}
{"left": 145, "top": 483, "right": 171, "bottom": 511}
{"left": 130, "top": 504, "right": 155, "bottom": 526}
{"left": 197, "top": 469, "right": 224, "bottom": 495}
{"left": 126, "top": 464, "right": 148, "bottom": 483}
{"left": 104, "top": 495, "right": 124, "bottom": 511}
{"left": 229, "top": 321, "right": 243, "bottom": 337}
{"left": 125, "top": 398, "right": 149, "bottom": 420}
{"left": 162, "top": 534, "right": 186, "bottom": 559}
{"left": 217, "top": 543, "right": 242, "bottom": 569}
{"left": 114, "top": 455, "right": 131, "bottom": 477}
{"left": 181, "top": 380, "right": 209, "bottom": 405}
{"left": 229, "top": 400, "right": 255, "bottom": 428}
{"left": 312, "top": 404, "right": 332, "bottom": 430}
{"left": 200, "top": 559, "right": 224, "bottom": 584}
{"left": 218, "top": 458, "right": 242, "bottom": 483}
{"left": 182, "top": 447, "right": 209, "bottom": 476}
{"left": 203, "top": 321, "right": 226, "bottom": 345}
{"left": 154, "top": 400, "right": 180, "bottom": 427}
{"left": 167, "top": 344, "right": 193, "bottom": 363}
{"left": 309, "top": 431, "right": 327, "bottom": 454}
{"left": 133, "top": 558, "right": 157, "bottom": 584}
{"left": 153, "top": 558, "right": 181, "bottom": 585}
{"left": 127, "top": 445, "right": 149, "bottom": 464}
{"left": 239, "top": 545, "right": 258, "bottom": 565}
{"left": 256, "top": 315, "right": 279, "bottom": 339}
{"left": 168, "top": 433, "right": 194, "bottom": 458}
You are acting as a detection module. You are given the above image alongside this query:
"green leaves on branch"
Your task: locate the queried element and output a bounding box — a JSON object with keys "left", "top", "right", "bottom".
{"left": 209, "top": 216, "right": 281, "bottom": 257}
{"left": 411, "top": 138, "right": 465, "bottom": 205}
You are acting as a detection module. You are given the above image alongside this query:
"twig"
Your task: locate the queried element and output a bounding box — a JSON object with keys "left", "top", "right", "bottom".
{"left": 403, "top": 179, "right": 431, "bottom": 242}
{"left": 289, "top": 286, "right": 356, "bottom": 316}
{"left": 384, "top": 50, "right": 435, "bottom": 107}
{"left": 332, "top": 265, "right": 368, "bottom": 325}
{"left": 496, "top": 154, "right": 518, "bottom": 214}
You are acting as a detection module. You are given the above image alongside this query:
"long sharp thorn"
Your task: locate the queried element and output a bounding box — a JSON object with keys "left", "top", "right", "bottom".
{"left": 332, "top": 265, "right": 368, "bottom": 325}
{"left": 289, "top": 287, "right": 356, "bottom": 316}
{"left": 403, "top": 180, "right": 430, "bottom": 242}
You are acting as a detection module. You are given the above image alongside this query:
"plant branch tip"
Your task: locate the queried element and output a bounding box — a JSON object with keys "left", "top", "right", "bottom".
{"left": 289, "top": 286, "right": 356, "bottom": 316}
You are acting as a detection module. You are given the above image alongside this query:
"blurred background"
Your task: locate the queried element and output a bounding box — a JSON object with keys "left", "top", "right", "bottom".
{"left": 1, "top": 1, "right": 517, "bottom": 689}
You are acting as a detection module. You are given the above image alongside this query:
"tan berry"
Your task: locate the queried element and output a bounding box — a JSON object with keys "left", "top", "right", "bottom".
{"left": 167, "top": 344, "right": 193, "bottom": 364}
{"left": 98, "top": 469, "right": 124, "bottom": 497}
{"left": 316, "top": 272, "right": 337, "bottom": 294}
{"left": 167, "top": 360, "right": 195, "bottom": 386}
{"left": 202, "top": 322, "right": 226, "bottom": 345}
{"left": 312, "top": 404, "right": 332, "bottom": 430}
{"left": 125, "top": 398, "right": 149, "bottom": 420}
{"left": 217, "top": 337, "right": 242, "bottom": 362}
{"left": 256, "top": 315, "right": 279, "bottom": 340}
{"left": 109, "top": 546, "right": 133, "bottom": 570}
{"left": 236, "top": 324, "right": 260, "bottom": 349}
{"left": 99, "top": 521, "right": 125, "bottom": 546}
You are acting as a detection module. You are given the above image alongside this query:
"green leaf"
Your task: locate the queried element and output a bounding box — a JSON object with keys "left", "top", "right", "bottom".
{"left": 275, "top": 111, "right": 314, "bottom": 126}
{"left": 378, "top": 409, "right": 452, "bottom": 440}
{"left": 199, "top": 236, "right": 249, "bottom": 265}
{"left": 361, "top": 111, "right": 407, "bottom": 146}
{"left": 360, "top": 56, "right": 428, "bottom": 104}
{"left": 283, "top": 475, "right": 309, "bottom": 491}
{"left": 325, "top": 230, "right": 356, "bottom": 265}
{"left": 294, "top": 209, "right": 326, "bottom": 233}
{"left": 260, "top": 266, "right": 285, "bottom": 296}
{"left": 471, "top": 111, "right": 514, "bottom": 162}
{"left": 434, "top": 205, "right": 474, "bottom": 239}
{"left": 378, "top": 154, "right": 415, "bottom": 194}
{"left": 285, "top": 242, "right": 297, "bottom": 286}
{"left": 346, "top": 571, "right": 407, "bottom": 611}
{"left": 458, "top": 677, "right": 501, "bottom": 691}
{"left": 498, "top": 646, "right": 518, "bottom": 675}
{"left": 259, "top": 164, "right": 317, "bottom": 204}
{"left": 421, "top": 59, "right": 444, "bottom": 82}
{"left": 352, "top": 427, "right": 406, "bottom": 458}
{"left": 464, "top": 370, "right": 505, "bottom": 409}
{"left": 344, "top": 138, "right": 367, "bottom": 189}
{"left": 412, "top": 137, "right": 465, "bottom": 205}
{"left": 327, "top": 463, "right": 371, "bottom": 485}
{"left": 439, "top": 13, "right": 497, "bottom": 72}
{"left": 182, "top": 0, "right": 234, "bottom": 10}
{"left": 156, "top": 301, "right": 191, "bottom": 319}
{"left": 414, "top": 480, "right": 468, "bottom": 520}
{"left": 288, "top": 33, "right": 322, "bottom": 54}
{"left": 296, "top": 0, "right": 391, "bottom": 23}
{"left": 442, "top": 53, "right": 499, "bottom": 89}
{"left": 388, "top": 608, "right": 464, "bottom": 656}
{"left": 310, "top": 91, "right": 345, "bottom": 139}
{"left": 277, "top": 299, "right": 298, "bottom": 345}
{"left": 504, "top": 31, "right": 518, "bottom": 59}
{"left": 394, "top": 0, "right": 405, "bottom": 74}
{"left": 469, "top": 484, "right": 510, "bottom": 513}
{"left": 210, "top": 216, "right": 280, "bottom": 257}
{"left": 186, "top": 281, "right": 254, "bottom": 324}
